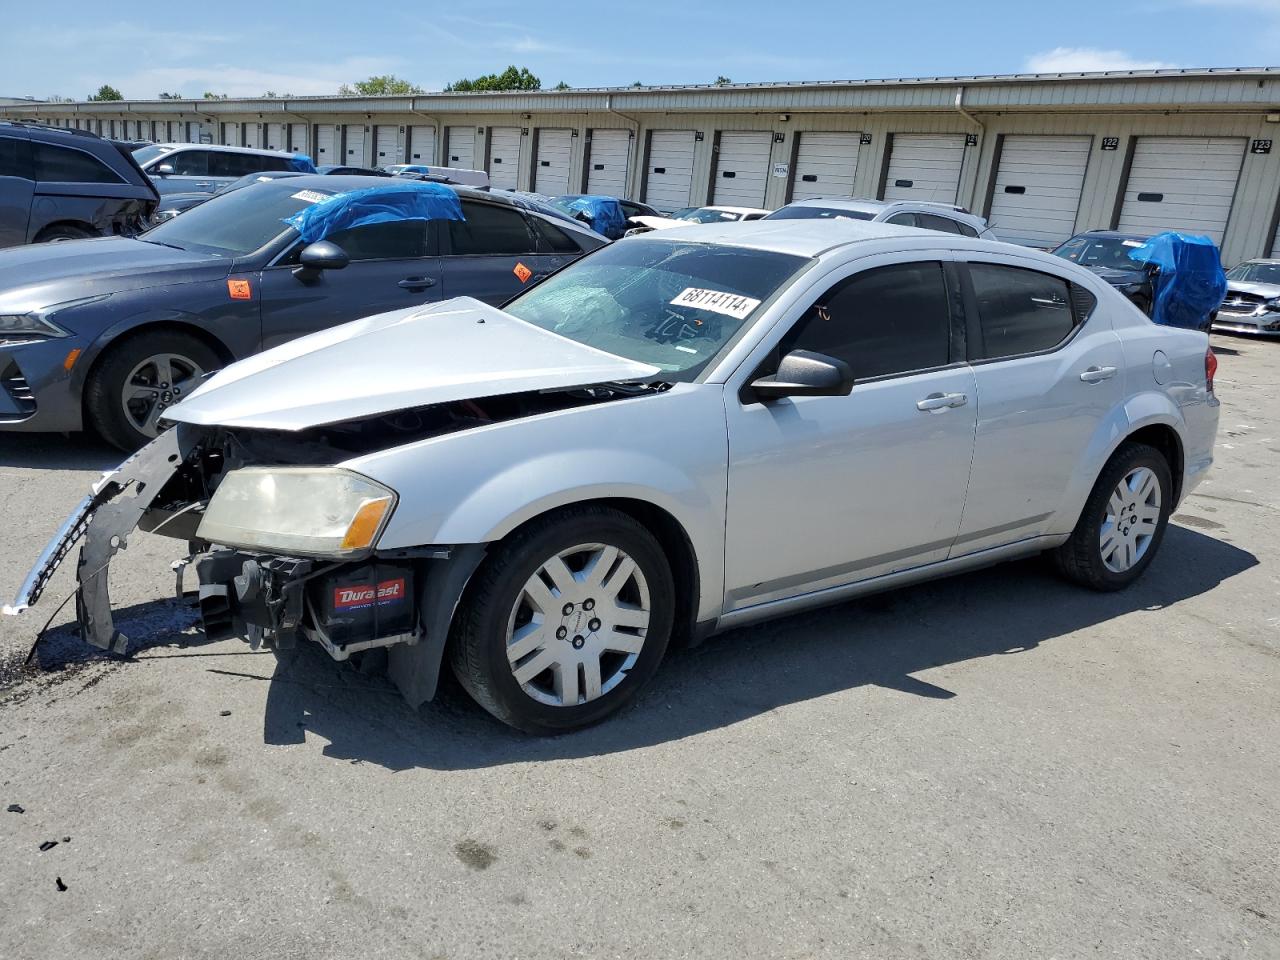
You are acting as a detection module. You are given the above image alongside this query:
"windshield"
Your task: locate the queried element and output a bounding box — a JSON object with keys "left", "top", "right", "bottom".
{"left": 503, "top": 238, "right": 811, "bottom": 380}
{"left": 142, "top": 183, "right": 337, "bottom": 257}
{"left": 679, "top": 208, "right": 746, "bottom": 223}
{"left": 765, "top": 206, "right": 875, "bottom": 221}
{"left": 1226, "top": 261, "right": 1280, "bottom": 285}
{"left": 132, "top": 144, "right": 172, "bottom": 167}
{"left": 1053, "top": 235, "right": 1147, "bottom": 270}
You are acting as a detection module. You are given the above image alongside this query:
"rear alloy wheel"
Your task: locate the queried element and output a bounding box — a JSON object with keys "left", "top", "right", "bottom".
{"left": 1053, "top": 442, "right": 1172, "bottom": 590}
{"left": 85, "top": 331, "right": 220, "bottom": 451}
{"left": 450, "top": 506, "right": 674, "bottom": 733}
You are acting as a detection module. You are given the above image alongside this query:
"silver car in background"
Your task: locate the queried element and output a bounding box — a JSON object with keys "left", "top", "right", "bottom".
{"left": 7, "top": 220, "right": 1220, "bottom": 733}
{"left": 1215, "top": 258, "right": 1280, "bottom": 336}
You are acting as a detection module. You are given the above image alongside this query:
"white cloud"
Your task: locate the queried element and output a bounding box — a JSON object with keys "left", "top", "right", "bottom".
{"left": 1024, "top": 47, "right": 1180, "bottom": 73}
{"left": 112, "top": 58, "right": 400, "bottom": 98}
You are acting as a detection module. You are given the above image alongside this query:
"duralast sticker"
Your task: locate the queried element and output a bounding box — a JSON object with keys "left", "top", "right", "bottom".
{"left": 669, "top": 287, "right": 761, "bottom": 320}
{"left": 333, "top": 577, "right": 406, "bottom": 611}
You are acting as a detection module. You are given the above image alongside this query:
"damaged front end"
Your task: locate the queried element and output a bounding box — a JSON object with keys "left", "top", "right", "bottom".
{"left": 6, "top": 379, "right": 663, "bottom": 705}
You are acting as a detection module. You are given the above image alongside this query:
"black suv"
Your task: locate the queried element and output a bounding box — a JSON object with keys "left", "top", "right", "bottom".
{"left": 0, "top": 122, "right": 159, "bottom": 247}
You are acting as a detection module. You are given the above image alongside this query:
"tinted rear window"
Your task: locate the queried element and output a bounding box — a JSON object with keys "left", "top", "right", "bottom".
{"left": 33, "top": 143, "right": 124, "bottom": 184}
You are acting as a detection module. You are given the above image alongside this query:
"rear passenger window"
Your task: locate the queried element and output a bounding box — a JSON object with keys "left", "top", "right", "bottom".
{"left": 885, "top": 213, "right": 917, "bottom": 228}
{"left": 326, "top": 221, "right": 427, "bottom": 260}
{"left": 531, "top": 216, "right": 582, "bottom": 254}
{"left": 782, "top": 261, "right": 953, "bottom": 380}
{"left": 0, "top": 137, "right": 33, "bottom": 179}
{"left": 969, "top": 263, "right": 1077, "bottom": 359}
{"left": 209, "top": 153, "right": 272, "bottom": 178}
{"left": 917, "top": 213, "right": 963, "bottom": 235}
{"left": 448, "top": 202, "right": 537, "bottom": 255}
{"left": 32, "top": 143, "right": 124, "bottom": 184}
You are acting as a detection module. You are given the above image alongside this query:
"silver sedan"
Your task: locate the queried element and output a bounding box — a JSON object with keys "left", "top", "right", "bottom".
{"left": 8, "top": 219, "right": 1222, "bottom": 733}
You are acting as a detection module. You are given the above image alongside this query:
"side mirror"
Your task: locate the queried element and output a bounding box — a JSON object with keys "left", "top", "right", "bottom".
{"left": 154, "top": 163, "right": 175, "bottom": 176}
{"left": 295, "top": 240, "right": 350, "bottom": 274}
{"left": 749, "top": 349, "right": 853, "bottom": 401}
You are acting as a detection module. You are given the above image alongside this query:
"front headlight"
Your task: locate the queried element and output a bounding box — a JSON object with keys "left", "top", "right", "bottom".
{"left": 0, "top": 295, "right": 111, "bottom": 343}
{"left": 149, "top": 208, "right": 181, "bottom": 224}
{"left": 197, "top": 468, "right": 397, "bottom": 558}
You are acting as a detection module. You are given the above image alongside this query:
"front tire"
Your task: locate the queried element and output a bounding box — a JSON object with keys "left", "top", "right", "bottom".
{"left": 449, "top": 506, "right": 675, "bottom": 734}
{"left": 36, "top": 224, "right": 96, "bottom": 242}
{"left": 1053, "top": 442, "right": 1172, "bottom": 591}
{"left": 84, "top": 330, "right": 220, "bottom": 451}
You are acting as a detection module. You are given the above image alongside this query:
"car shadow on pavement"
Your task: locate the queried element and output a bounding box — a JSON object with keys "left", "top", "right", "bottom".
{"left": 0, "top": 432, "right": 121, "bottom": 472}
{"left": 249, "top": 524, "right": 1258, "bottom": 770}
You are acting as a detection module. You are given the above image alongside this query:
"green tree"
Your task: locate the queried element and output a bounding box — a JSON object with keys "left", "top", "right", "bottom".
{"left": 553, "top": 81, "right": 570, "bottom": 91}
{"left": 338, "top": 75, "right": 423, "bottom": 96}
{"left": 714, "top": 76, "right": 732, "bottom": 86}
{"left": 157, "top": 92, "right": 182, "bottom": 100}
{"left": 202, "top": 91, "right": 228, "bottom": 100}
{"left": 631, "top": 81, "right": 643, "bottom": 87}
{"left": 446, "top": 66, "right": 540, "bottom": 92}
{"left": 87, "top": 84, "right": 123, "bottom": 101}
{"left": 46, "top": 94, "right": 73, "bottom": 103}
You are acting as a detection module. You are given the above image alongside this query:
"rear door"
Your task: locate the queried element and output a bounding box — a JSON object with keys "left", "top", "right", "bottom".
{"left": 257, "top": 219, "right": 443, "bottom": 349}
{"left": 0, "top": 134, "right": 34, "bottom": 247}
{"left": 440, "top": 200, "right": 547, "bottom": 304}
{"left": 952, "top": 257, "right": 1122, "bottom": 555}
{"left": 150, "top": 148, "right": 218, "bottom": 195}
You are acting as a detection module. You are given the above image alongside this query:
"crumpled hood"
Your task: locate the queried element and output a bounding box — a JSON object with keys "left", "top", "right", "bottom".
{"left": 167, "top": 297, "right": 662, "bottom": 430}
{"left": 1225, "top": 280, "right": 1280, "bottom": 299}
{"left": 0, "top": 236, "right": 227, "bottom": 313}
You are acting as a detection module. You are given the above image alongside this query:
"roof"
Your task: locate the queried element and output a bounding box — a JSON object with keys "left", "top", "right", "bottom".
{"left": 704, "top": 206, "right": 770, "bottom": 215}
{"left": 150, "top": 142, "right": 300, "bottom": 158}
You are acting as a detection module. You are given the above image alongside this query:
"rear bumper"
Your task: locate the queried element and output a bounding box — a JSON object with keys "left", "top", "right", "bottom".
{"left": 0, "top": 339, "right": 87, "bottom": 432}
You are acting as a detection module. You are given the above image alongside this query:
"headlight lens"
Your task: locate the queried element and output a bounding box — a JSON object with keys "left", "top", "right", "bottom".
{"left": 197, "top": 468, "right": 397, "bottom": 558}
{"left": 149, "top": 208, "right": 181, "bottom": 224}
{"left": 0, "top": 295, "right": 110, "bottom": 343}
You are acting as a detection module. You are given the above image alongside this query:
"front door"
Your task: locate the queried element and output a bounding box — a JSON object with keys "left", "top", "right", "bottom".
{"left": 149, "top": 149, "right": 219, "bottom": 196}
{"left": 257, "top": 219, "right": 443, "bottom": 350}
{"left": 723, "top": 257, "right": 977, "bottom": 611}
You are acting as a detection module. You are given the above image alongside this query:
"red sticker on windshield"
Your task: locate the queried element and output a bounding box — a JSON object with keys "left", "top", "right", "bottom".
{"left": 227, "top": 279, "right": 252, "bottom": 300}
{"left": 513, "top": 262, "right": 533, "bottom": 283}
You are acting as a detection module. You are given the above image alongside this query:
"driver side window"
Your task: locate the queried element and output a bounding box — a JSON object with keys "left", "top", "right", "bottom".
{"left": 781, "top": 261, "right": 954, "bottom": 381}
{"left": 324, "top": 221, "right": 429, "bottom": 260}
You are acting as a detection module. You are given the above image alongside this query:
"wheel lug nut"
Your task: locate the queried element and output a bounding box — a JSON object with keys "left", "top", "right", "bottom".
{"left": 572, "top": 636, "right": 584, "bottom": 649}
{"left": 583, "top": 598, "right": 595, "bottom": 611}
{"left": 588, "top": 618, "right": 601, "bottom": 632}
{"left": 562, "top": 602, "right": 574, "bottom": 616}
{"left": 555, "top": 626, "right": 567, "bottom": 640}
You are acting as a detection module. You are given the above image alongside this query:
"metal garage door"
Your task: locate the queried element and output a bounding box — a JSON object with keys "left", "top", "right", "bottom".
{"left": 408, "top": 125, "right": 436, "bottom": 164}
{"left": 487, "top": 126, "right": 521, "bottom": 189}
{"left": 445, "top": 127, "right": 475, "bottom": 168}
{"left": 644, "top": 130, "right": 696, "bottom": 213}
{"left": 713, "top": 131, "right": 772, "bottom": 207}
{"left": 1117, "top": 136, "right": 1246, "bottom": 245}
{"left": 586, "top": 129, "right": 630, "bottom": 196}
{"left": 264, "top": 123, "right": 285, "bottom": 151}
{"left": 790, "top": 131, "right": 860, "bottom": 201}
{"left": 344, "top": 125, "right": 368, "bottom": 165}
{"left": 288, "top": 123, "right": 307, "bottom": 153}
{"left": 221, "top": 122, "right": 238, "bottom": 147}
{"left": 534, "top": 129, "right": 573, "bottom": 195}
{"left": 315, "top": 125, "right": 337, "bottom": 162}
{"left": 987, "top": 135, "right": 1092, "bottom": 247}
{"left": 375, "top": 125, "right": 400, "bottom": 166}
{"left": 882, "top": 134, "right": 967, "bottom": 203}
{"left": 244, "top": 123, "right": 261, "bottom": 149}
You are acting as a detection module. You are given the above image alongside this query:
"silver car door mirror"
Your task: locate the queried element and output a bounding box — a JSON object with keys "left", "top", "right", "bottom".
{"left": 749, "top": 349, "right": 854, "bottom": 401}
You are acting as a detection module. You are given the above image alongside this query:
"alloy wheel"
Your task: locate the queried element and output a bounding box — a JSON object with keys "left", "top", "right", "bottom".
{"left": 121, "top": 352, "right": 205, "bottom": 438}
{"left": 1099, "top": 466, "right": 1161, "bottom": 573}
{"left": 505, "top": 542, "right": 651, "bottom": 707}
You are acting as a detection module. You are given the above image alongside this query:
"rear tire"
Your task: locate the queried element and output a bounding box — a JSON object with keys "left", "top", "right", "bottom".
{"left": 449, "top": 506, "right": 675, "bottom": 734}
{"left": 1053, "top": 442, "right": 1172, "bottom": 591}
{"left": 84, "top": 330, "right": 220, "bottom": 451}
{"left": 36, "top": 224, "right": 96, "bottom": 242}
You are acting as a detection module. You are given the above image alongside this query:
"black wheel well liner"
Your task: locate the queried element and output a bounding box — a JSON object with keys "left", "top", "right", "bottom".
{"left": 32, "top": 219, "right": 99, "bottom": 241}
{"left": 1125, "top": 423, "right": 1185, "bottom": 506}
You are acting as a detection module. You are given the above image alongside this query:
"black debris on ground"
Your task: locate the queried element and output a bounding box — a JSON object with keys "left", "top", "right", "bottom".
{"left": 38, "top": 840, "right": 57, "bottom": 852}
{"left": 219, "top": 710, "right": 231, "bottom": 717}
{"left": 60, "top": 836, "right": 70, "bottom": 843}
{"left": 6, "top": 804, "right": 22, "bottom": 814}
{"left": 55, "top": 877, "right": 67, "bottom": 892}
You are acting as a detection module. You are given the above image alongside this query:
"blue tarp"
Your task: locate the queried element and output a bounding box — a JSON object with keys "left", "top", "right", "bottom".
{"left": 289, "top": 154, "right": 318, "bottom": 173}
{"left": 559, "top": 196, "right": 627, "bottom": 239}
{"left": 1127, "top": 232, "right": 1227, "bottom": 331}
{"left": 283, "top": 181, "right": 465, "bottom": 244}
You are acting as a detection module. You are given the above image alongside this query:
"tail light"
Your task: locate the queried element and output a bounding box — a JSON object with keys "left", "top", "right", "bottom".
{"left": 1205, "top": 346, "right": 1218, "bottom": 395}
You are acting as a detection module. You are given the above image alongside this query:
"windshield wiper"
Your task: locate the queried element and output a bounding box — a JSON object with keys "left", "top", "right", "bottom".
{"left": 136, "top": 238, "right": 186, "bottom": 251}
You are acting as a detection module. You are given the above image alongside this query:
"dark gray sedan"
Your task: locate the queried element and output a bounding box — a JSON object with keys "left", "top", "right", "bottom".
{"left": 0, "top": 175, "right": 605, "bottom": 449}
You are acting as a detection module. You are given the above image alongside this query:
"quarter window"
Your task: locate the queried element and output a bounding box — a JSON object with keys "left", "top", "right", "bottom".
{"left": 32, "top": 143, "right": 124, "bottom": 184}
{"left": 0, "top": 136, "right": 33, "bottom": 179}
{"left": 968, "top": 263, "right": 1077, "bottom": 359}
{"left": 531, "top": 216, "right": 582, "bottom": 254}
{"left": 782, "top": 261, "right": 953, "bottom": 380}
{"left": 448, "top": 202, "right": 537, "bottom": 255}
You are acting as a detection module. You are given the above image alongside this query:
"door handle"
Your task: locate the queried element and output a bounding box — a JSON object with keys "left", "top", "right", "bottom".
{"left": 398, "top": 277, "right": 437, "bottom": 290}
{"left": 916, "top": 392, "right": 968, "bottom": 412}
{"left": 1079, "top": 365, "right": 1117, "bottom": 383}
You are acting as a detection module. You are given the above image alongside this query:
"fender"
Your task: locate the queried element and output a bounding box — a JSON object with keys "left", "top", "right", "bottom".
{"left": 71, "top": 304, "right": 240, "bottom": 393}
{"left": 346, "top": 384, "right": 729, "bottom": 623}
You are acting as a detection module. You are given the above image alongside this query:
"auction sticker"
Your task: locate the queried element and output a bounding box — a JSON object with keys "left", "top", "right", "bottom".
{"left": 291, "top": 190, "right": 330, "bottom": 204}
{"left": 670, "top": 287, "right": 760, "bottom": 320}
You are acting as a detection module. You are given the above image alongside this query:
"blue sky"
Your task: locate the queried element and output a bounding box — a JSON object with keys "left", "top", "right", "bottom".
{"left": 2, "top": 0, "right": 1277, "bottom": 100}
